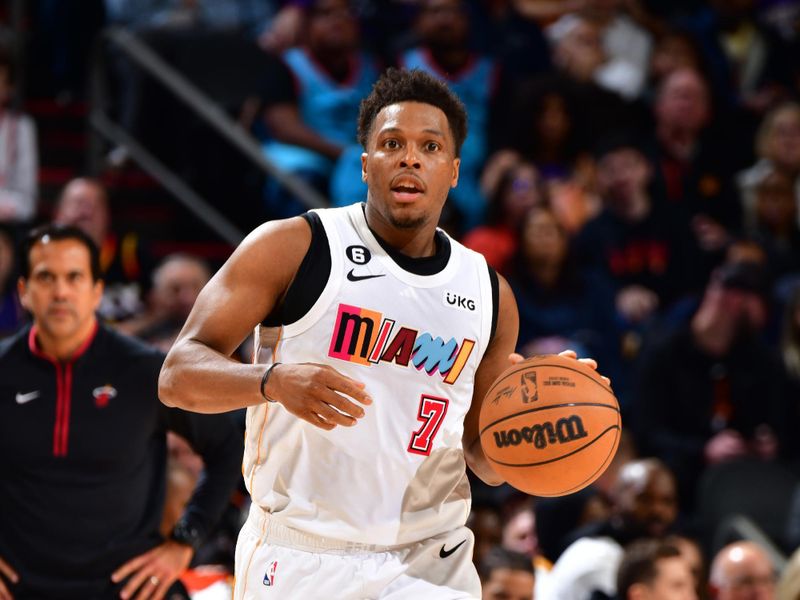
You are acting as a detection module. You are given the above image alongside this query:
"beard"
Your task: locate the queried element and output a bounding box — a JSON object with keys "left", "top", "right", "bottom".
{"left": 388, "top": 211, "right": 428, "bottom": 230}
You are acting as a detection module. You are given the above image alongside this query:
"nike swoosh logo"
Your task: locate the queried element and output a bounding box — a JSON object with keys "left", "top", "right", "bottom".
{"left": 15, "top": 391, "right": 40, "bottom": 404}
{"left": 347, "top": 269, "right": 386, "bottom": 282}
{"left": 439, "top": 539, "right": 467, "bottom": 558}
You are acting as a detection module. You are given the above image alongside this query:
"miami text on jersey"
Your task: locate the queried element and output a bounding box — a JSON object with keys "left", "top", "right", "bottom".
{"left": 328, "top": 303, "right": 475, "bottom": 385}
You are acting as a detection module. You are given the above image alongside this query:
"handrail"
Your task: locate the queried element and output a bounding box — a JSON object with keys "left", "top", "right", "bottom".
{"left": 88, "top": 27, "right": 329, "bottom": 243}
{"left": 91, "top": 111, "right": 245, "bottom": 245}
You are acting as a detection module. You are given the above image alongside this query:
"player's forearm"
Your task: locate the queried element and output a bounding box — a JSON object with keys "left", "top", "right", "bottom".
{"left": 159, "top": 339, "right": 266, "bottom": 413}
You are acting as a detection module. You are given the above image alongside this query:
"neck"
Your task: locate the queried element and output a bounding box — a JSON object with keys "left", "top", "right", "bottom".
{"left": 34, "top": 317, "right": 97, "bottom": 362}
{"left": 364, "top": 202, "right": 439, "bottom": 258}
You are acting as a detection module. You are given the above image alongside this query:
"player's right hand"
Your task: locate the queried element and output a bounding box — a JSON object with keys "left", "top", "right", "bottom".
{"left": 0, "top": 555, "right": 18, "bottom": 600}
{"left": 264, "top": 363, "right": 373, "bottom": 430}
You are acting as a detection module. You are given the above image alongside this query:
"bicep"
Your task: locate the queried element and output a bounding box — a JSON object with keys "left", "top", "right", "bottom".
{"left": 464, "top": 275, "right": 519, "bottom": 444}
{"left": 176, "top": 217, "right": 310, "bottom": 357}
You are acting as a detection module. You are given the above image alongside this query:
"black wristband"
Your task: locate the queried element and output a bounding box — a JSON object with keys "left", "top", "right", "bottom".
{"left": 170, "top": 518, "right": 203, "bottom": 551}
{"left": 260, "top": 362, "right": 281, "bottom": 403}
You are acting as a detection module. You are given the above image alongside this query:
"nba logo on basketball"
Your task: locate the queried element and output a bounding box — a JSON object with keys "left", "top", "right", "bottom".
{"left": 521, "top": 372, "right": 538, "bottom": 403}
{"left": 263, "top": 561, "right": 278, "bottom": 586}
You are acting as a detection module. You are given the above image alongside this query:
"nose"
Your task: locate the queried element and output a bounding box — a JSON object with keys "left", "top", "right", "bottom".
{"left": 399, "top": 145, "right": 421, "bottom": 169}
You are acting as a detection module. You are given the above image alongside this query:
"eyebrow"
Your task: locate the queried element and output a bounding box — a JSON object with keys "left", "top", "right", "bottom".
{"left": 379, "top": 127, "right": 446, "bottom": 138}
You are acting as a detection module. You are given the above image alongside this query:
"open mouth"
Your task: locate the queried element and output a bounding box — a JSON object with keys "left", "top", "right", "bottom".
{"left": 391, "top": 178, "right": 425, "bottom": 202}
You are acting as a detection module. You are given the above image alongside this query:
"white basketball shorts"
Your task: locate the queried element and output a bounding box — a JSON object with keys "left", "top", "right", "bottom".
{"left": 233, "top": 506, "right": 481, "bottom": 599}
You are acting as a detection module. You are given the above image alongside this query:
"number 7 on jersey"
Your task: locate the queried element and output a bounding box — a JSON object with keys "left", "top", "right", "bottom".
{"left": 407, "top": 395, "right": 449, "bottom": 456}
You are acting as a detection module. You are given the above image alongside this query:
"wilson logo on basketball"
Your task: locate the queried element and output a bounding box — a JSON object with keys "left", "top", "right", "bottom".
{"left": 493, "top": 416, "right": 588, "bottom": 449}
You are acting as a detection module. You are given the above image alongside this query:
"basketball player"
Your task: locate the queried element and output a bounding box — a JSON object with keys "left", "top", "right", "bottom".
{"left": 160, "top": 68, "right": 604, "bottom": 598}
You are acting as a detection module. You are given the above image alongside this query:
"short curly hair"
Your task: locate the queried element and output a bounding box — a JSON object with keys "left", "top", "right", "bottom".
{"left": 357, "top": 68, "right": 468, "bottom": 157}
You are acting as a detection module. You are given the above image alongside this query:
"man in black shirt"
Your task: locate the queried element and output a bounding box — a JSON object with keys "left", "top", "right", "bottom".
{"left": 0, "top": 225, "right": 243, "bottom": 600}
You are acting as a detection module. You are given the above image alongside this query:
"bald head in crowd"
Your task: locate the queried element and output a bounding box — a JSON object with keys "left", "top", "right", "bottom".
{"left": 54, "top": 178, "right": 111, "bottom": 248}
{"left": 151, "top": 254, "right": 212, "bottom": 323}
{"left": 611, "top": 458, "right": 679, "bottom": 539}
{"left": 710, "top": 541, "right": 775, "bottom": 600}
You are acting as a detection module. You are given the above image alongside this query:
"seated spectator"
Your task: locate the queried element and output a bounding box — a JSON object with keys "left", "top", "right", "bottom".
{"left": 575, "top": 135, "right": 688, "bottom": 326}
{"left": 53, "top": 177, "right": 153, "bottom": 321}
{"left": 117, "top": 253, "right": 212, "bottom": 351}
{"left": 632, "top": 261, "right": 792, "bottom": 509}
{"left": 681, "top": 0, "right": 791, "bottom": 115}
{"left": 480, "top": 546, "right": 536, "bottom": 600}
{"left": 261, "top": 0, "right": 379, "bottom": 217}
{"left": 548, "top": 0, "right": 654, "bottom": 100}
{"left": 745, "top": 167, "right": 800, "bottom": 281}
{"left": 399, "top": 0, "right": 500, "bottom": 231}
{"left": 648, "top": 67, "right": 743, "bottom": 291}
{"left": 463, "top": 159, "right": 545, "bottom": 275}
{"left": 0, "top": 49, "right": 37, "bottom": 224}
{"left": 738, "top": 102, "right": 800, "bottom": 234}
{"left": 509, "top": 205, "right": 621, "bottom": 388}
{"left": 0, "top": 224, "right": 22, "bottom": 337}
{"left": 709, "top": 541, "right": 776, "bottom": 600}
{"left": 543, "top": 458, "right": 679, "bottom": 600}
{"left": 665, "top": 534, "right": 708, "bottom": 600}
{"left": 616, "top": 538, "right": 698, "bottom": 600}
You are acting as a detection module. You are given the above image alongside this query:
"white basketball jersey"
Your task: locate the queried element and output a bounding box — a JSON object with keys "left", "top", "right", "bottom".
{"left": 244, "top": 203, "right": 494, "bottom": 546}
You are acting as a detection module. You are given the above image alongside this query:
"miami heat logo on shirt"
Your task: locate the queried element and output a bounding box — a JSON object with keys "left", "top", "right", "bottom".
{"left": 328, "top": 303, "right": 474, "bottom": 385}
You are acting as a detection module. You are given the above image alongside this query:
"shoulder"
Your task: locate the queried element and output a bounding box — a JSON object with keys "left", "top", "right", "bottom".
{"left": 97, "top": 324, "right": 166, "bottom": 365}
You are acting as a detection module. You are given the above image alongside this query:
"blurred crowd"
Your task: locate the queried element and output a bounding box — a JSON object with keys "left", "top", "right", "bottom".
{"left": 3, "top": 0, "right": 800, "bottom": 598}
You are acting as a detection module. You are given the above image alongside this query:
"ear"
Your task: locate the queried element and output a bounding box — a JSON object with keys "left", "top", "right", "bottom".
{"left": 17, "top": 277, "right": 29, "bottom": 310}
{"left": 361, "top": 152, "right": 368, "bottom": 182}
{"left": 450, "top": 157, "right": 460, "bottom": 188}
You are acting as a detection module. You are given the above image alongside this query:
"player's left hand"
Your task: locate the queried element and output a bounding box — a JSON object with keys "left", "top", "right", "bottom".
{"left": 112, "top": 540, "right": 193, "bottom": 600}
{"left": 509, "top": 349, "right": 611, "bottom": 386}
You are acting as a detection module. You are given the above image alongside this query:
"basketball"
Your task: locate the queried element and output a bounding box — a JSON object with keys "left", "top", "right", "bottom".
{"left": 479, "top": 354, "right": 621, "bottom": 497}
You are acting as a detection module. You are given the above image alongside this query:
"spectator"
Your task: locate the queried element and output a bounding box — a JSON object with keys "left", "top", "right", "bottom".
{"left": 261, "top": 0, "right": 380, "bottom": 216}
{"left": 399, "top": 0, "right": 500, "bottom": 231}
{"left": 509, "top": 205, "right": 621, "bottom": 385}
{"left": 53, "top": 177, "right": 153, "bottom": 321}
{"left": 709, "top": 541, "right": 776, "bottom": 600}
{"left": 543, "top": 458, "right": 679, "bottom": 600}
{"left": 649, "top": 67, "right": 742, "bottom": 290}
{"left": 738, "top": 102, "right": 800, "bottom": 235}
{"left": 681, "top": 0, "right": 791, "bottom": 115}
{"left": 647, "top": 30, "right": 706, "bottom": 93}
{"left": 463, "top": 159, "right": 545, "bottom": 275}
{"left": 666, "top": 534, "right": 708, "bottom": 600}
{"left": 0, "top": 224, "right": 23, "bottom": 337}
{"left": 0, "top": 49, "right": 37, "bottom": 224}
{"left": 745, "top": 167, "right": 800, "bottom": 282}
{"left": 575, "top": 135, "right": 688, "bottom": 326}
{"left": 616, "top": 538, "right": 698, "bottom": 600}
{"left": 118, "top": 253, "right": 212, "bottom": 352}
{"left": 782, "top": 285, "right": 800, "bottom": 386}
{"left": 0, "top": 224, "right": 243, "bottom": 598}
{"left": 548, "top": 0, "right": 654, "bottom": 100}
{"left": 632, "top": 261, "right": 791, "bottom": 509}
{"left": 480, "top": 546, "right": 536, "bottom": 600}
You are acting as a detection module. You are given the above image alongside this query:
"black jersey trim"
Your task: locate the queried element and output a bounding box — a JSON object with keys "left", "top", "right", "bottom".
{"left": 262, "top": 212, "right": 331, "bottom": 327}
{"left": 488, "top": 264, "right": 499, "bottom": 344}
{"left": 362, "top": 205, "right": 451, "bottom": 276}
